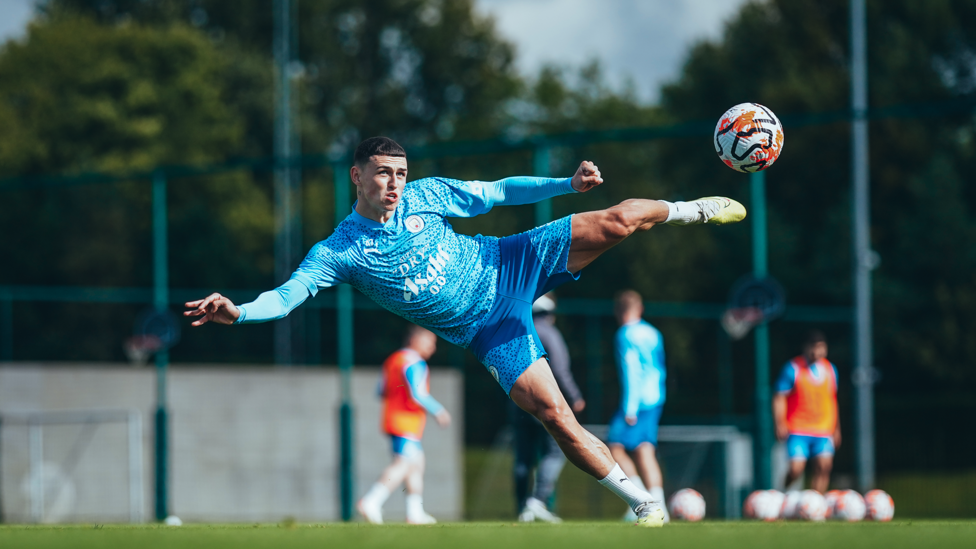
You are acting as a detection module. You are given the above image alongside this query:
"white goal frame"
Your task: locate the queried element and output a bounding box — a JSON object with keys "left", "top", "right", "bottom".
{"left": 0, "top": 409, "right": 144, "bottom": 523}
{"left": 584, "top": 424, "right": 753, "bottom": 518}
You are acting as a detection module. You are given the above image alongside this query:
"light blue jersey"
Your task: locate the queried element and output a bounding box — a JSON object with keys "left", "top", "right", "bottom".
{"left": 614, "top": 319, "right": 667, "bottom": 417}
{"left": 235, "top": 176, "right": 575, "bottom": 348}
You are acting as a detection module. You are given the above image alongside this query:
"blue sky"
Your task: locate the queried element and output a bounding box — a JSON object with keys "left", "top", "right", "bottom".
{"left": 0, "top": 0, "right": 749, "bottom": 103}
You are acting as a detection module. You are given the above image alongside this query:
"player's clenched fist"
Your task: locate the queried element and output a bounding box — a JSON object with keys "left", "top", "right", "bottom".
{"left": 184, "top": 293, "right": 241, "bottom": 326}
{"left": 570, "top": 160, "right": 604, "bottom": 193}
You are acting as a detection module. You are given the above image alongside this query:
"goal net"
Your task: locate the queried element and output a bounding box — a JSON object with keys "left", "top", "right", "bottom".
{"left": 585, "top": 424, "right": 754, "bottom": 518}
{"left": 0, "top": 409, "right": 144, "bottom": 523}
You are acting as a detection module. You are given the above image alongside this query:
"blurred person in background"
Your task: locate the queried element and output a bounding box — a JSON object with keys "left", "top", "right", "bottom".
{"left": 510, "top": 292, "right": 586, "bottom": 523}
{"left": 774, "top": 330, "right": 840, "bottom": 493}
{"left": 608, "top": 289, "right": 669, "bottom": 522}
{"left": 358, "top": 325, "right": 451, "bottom": 524}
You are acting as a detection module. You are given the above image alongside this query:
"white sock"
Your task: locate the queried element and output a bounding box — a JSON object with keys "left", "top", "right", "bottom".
{"left": 662, "top": 200, "right": 702, "bottom": 225}
{"left": 362, "top": 483, "right": 390, "bottom": 507}
{"left": 649, "top": 486, "right": 665, "bottom": 502}
{"left": 629, "top": 475, "right": 648, "bottom": 492}
{"left": 406, "top": 494, "right": 425, "bottom": 518}
{"left": 598, "top": 464, "right": 655, "bottom": 512}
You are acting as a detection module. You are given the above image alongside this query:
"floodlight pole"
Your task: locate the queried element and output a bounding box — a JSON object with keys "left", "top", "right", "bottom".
{"left": 851, "top": 0, "right": 876, "bottom": 492}
{"left": 751, "top": 170, "right": 773, "bottom": 490}
{"left": 534, "top": 145, "right": 552, "bottom": 225}
{"left": 152, "top": 169, "right": 170, "bottom": 521}
{"left": 333, "top": 162, "right": 355, "bottom": 521}
{"left": 273, "top": 0, "right": 302, "bottom": 365}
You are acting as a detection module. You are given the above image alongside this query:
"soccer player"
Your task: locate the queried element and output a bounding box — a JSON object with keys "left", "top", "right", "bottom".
{"left": 773, "top": 330, "right": 841, "bottom": 493}
{"left": 358, "top": 325, "right": 450, "bottom": 524}
{"left": 184, "top": 136, "right": 746, "bottom": 526}
{"left": 511, "top": 292, "right": 585, "bottom": 523}
{"left": 607, "top": 290, "right": 669, "bottom": 522}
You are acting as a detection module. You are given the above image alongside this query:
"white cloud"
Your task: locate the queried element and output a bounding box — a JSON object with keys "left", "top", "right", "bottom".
{"left": 0, "top": 0, "right": 34, "bottom": 43}
{"left": 475, "top": 0, "right": 749, "bottom": 103}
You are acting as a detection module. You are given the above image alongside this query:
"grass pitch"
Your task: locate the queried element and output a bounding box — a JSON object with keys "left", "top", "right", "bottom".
{"left": 2, "top": 521, "right": 975, "bottom": 549}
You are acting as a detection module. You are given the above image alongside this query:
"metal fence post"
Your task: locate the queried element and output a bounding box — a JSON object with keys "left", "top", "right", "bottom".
{"left": 851, "top": 0, "right": 876, "bottom": 492}
{"left": 152, "top": 170, "right": 170, "bottom": 521}
{"left": 751, "top": 170, "right": 773, "bottom": 490}
{"left": 333, "top": 162, "right": 355, "bottom": 521}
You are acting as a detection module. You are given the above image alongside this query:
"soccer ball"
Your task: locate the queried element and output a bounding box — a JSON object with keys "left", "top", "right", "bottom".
{"left": 744, "top": 490, "right": 783, "bottom": 521}
{"left": 714, "top": 103, "right": 785, "bottom": 173}
{"left": 668, "top": 488, "right": 706, "bottom": 521}
{"left": 831, "top": 490, "right": 866, "bottom": 521}
{"left": 823, "top": 489, "right": 844, "bottom": 518}
{"left": 781, "top": 490, "right": 803, "bottom": 520}
{"left": 797, "top": 490, "right": 828, "bottom": 521}
{"left": 864, "top": 489, "right": 895, "bottom": 522}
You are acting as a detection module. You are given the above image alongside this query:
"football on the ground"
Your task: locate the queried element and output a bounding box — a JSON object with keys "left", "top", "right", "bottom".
{"left": 744, "top": 490, "right": 783, "bottom": 521}
{"left": 714, "top": 102, "right": 785, "bottom": 173}
{"left": 864, "top": 489, "right": 895, "bottom": 521}
{"left": 797, "top": 490, "right": 828, "bottom": 521}
{"left": 668, "top": 488, "right": 706, "bottom": 521}
{"left": 781, "top": 490, "right": 803, "bottom": 519}
{"left": 831, "top": 490, "right": 866, "bottom": 521}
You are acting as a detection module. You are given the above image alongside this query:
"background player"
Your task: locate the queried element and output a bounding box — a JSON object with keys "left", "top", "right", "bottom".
{"left": 774, "top": 330, "right": 841, "bottom": 493}
{"left": 358, "top": 325, "right": 451, "bottom": 524}
{"left": 185, "top": 136, "right": 745, "bottom": 526}
{"left": 511, "top": 292, "right": 585, "bottom": 523}
{"left": 607, "top": 289, "right": 669, "bottom": 522}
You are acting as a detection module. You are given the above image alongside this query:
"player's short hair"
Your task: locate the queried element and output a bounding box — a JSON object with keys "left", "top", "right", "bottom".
{"left": 614, "top": 289, "right": 643, "bottom": 316}
{"left": 354, "top": 136, "right": 406, "bottom": 166}
{"left": 804, "top": 329, "right": 827, "bottom": 347}
{"left": 404, "top": 324, "right": 433, "bottom": 345}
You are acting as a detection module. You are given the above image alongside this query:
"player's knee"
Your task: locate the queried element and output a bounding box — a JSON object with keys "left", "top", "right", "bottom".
{"left": 535, "top": 404, "right": 574, "bottom": 437}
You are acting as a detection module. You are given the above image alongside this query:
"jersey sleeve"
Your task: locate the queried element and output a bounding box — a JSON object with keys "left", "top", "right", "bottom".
{"left": 290, "top": 240, "right": 348, "bottom": 296}
{"left": 403, "top": 360, "right": 445, "bottom": 416}
{"left": 774, "top": 363, "right": 797, "bottom": 394}
{"left": 235, "top": 278, "right": 311, "bottom": 324}
{"left": 416, "top": 176, "right": 575, "bottom": 218}
{"left": 615, "top": 329, "right": 643, "bottom": 418}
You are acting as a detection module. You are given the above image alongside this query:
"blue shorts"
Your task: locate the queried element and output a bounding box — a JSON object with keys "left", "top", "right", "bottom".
{"left": 786, "top": 434, "right": 834, "bottom": 460}
{"left": 390, "top": 435, "right": 423, "bottom": 459}
{"left": 468, "top": 215, "right": 579, "bottom": 394}
{"left": 607, "top": 406, "right": 664, "bottom": 450}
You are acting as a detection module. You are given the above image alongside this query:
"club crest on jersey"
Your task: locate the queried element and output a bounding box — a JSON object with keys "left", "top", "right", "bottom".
{"left": 405, "top": 215, "right": 425, "bottom": 233}
{"left": 488, "top": 365, "right": 499, "bottom": 383}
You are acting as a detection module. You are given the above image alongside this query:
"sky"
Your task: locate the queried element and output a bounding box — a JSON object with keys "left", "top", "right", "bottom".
{"left": 0, "top": 0, "right": 750, "bottom": 104}
{"left": 474, "top": 0, "right": 751, "bottom": 102}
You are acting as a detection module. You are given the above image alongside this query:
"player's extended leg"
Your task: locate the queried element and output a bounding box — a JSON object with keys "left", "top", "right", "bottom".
{"left": 810, "top": 455, "right": 833, "bottom": 493}
{"left": 509, "top": 359, "right": 665, "bottom": 526}
{"left": 567, "top": 197, "right": 745, "bottom": 273}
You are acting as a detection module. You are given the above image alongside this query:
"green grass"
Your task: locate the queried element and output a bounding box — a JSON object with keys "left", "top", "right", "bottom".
{"left": 2, "top": 521, "right": 975, "bottom": 549}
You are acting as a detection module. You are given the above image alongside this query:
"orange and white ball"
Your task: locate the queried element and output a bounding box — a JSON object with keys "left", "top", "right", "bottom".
{"left": 714, "top": 102, "right": 785, "bottom": 173}
{"left": 864, "top": 489, "right": 895, "bottom": 522}
{"left": 668, "top": 488, "right": 706, "bottom": 522}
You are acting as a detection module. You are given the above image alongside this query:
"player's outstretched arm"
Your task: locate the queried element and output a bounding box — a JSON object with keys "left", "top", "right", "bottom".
{"left": 184, "top": 293, "right": 240, "bottom": 326}
{"left": 184, "top": 278, "right": 313, "bottom": 327}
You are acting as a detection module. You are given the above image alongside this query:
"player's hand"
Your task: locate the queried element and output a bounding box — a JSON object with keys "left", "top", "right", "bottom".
{"left": 184, "top": 293, "right": 241, "bottom": 326}
{"left": 435, "top": 409, "right": 451, "bottom": 428}
{"left": 775, "top": 423, "right": 789, "bottom": 442}
{"left": 572, "top": 399, "right": 586, "bottom": 413}
{"left": 625, "top": 414, "right": 637, "bottom": 426}
{"left": 570, "top": 160, "right": 603, "bottom": 193}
